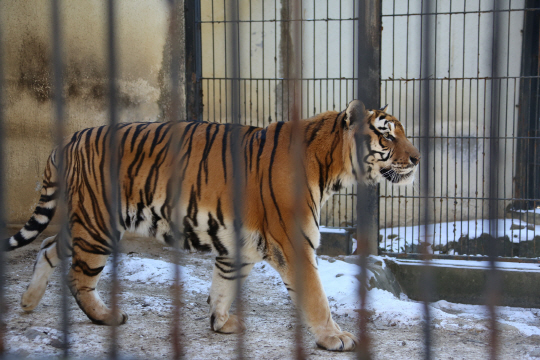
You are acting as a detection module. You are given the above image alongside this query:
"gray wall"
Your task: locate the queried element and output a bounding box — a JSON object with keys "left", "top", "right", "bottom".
{"left": 2, "top": 1, "right": 175, "bottom": 224}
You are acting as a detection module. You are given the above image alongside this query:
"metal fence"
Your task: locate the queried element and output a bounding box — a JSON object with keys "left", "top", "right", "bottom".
{"left": 0, "top": 0, "right": 538, "bottom": 359}
{"left": 194, "top": 0, "right": 540, "bottom": 260}
{"left": 379, "top": 0, "right": 540, "bottom": 260}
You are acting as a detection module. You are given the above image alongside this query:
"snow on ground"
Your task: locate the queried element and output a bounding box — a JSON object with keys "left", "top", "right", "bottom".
{"left": 516, "top": 208, "right": 540, "bottom": 214}
{"left": 317, "top": 256, "right": 540, "bottom": 337}
{"left": 319, "top": 226, "right": 348, "bottom": 234}
{"left": 104, "top": 254, "right": 540, "bottom": 338}
{"left": 102, "top": 256, "right": 210, "bottom": 293}
{"left": 380, "top": 219, "right": 539, "bottom": 253}
{"left": 4, "top": 236, "right": 540, "bottom": 359}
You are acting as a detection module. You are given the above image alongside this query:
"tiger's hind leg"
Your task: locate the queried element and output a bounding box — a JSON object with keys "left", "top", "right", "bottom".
{"left": 208, "top": 256, "right": 254, "bottom": 334}
{"left": 21, "top": 235, "right": 60, "bottom": 311}
{"left": 68, "top": 222, "right": 127, "bottom": 326}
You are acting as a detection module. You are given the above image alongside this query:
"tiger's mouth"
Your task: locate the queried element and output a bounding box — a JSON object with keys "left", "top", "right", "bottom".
{"left": 379, "top": 166, "right": 417, "bottom": 184}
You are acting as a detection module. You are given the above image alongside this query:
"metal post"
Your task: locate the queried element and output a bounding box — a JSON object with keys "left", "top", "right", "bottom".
{"left": 51, "top": 0, "right": 70, "bottom": 357}
{"left": 515, "top": 1, "right": 540, "bottom": 210}
{"left": 487, "top": 2, "right": 503, "bottom": 359}
{"left": 355, "top": 1, "right": 382, "bottom": 359}
{"left": 106, "top": 1, "right": 121, "bottom": 358}
{"left": 185, "top": 0, "right": 203, "bottom": 121}
{"left": 356, "top": 0, "right": 381, "bottom": 256}
{"left": 0, "top": 5, "right": 6, "bottom": 356}
{"left": 227, "top": 1, "right": 245, "bottom": 358}
{"left": 167, "top": 1, "right": 185, "bottom": 358}
{"left": 420, "top": 1, "right": 434, "bottom": 359}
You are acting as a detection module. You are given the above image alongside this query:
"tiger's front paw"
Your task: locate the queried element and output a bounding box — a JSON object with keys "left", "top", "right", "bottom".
{"left": 316, "top": 331, "right": 357, "bottom": 351}
{"left": 211, "top": 313, "right": 246, "bottom": 334}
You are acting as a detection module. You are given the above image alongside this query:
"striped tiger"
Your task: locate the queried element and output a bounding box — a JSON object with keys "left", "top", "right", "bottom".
{"left": 5, "top": 100, "right": 419, "bottom": 351}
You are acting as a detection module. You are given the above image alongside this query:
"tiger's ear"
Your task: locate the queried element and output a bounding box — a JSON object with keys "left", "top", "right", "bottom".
{"left": 345, "top": 100, "right": 370, "bottom": 128}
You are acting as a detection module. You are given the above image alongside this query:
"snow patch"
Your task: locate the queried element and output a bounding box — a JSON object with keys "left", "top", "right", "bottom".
{"left": 380, "top": 218, "right": 539, "bottom": 253}
{"left": 102, "top": 256, "right": 210, "bottom": 293}
{"left": 101, "top": 254, "right": 540, "bottom": 338}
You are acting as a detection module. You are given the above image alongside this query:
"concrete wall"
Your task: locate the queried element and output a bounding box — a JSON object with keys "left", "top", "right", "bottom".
{"left": 1, "top": 1, "right": 174, "bottom": 224}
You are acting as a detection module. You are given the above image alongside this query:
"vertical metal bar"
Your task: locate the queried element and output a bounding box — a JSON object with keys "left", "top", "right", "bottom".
{"left": 356, "top": 1, "right": 381, "bottom": 358}
{"left": 167, "top": 1, "right": 185, "bottom": 358}
{"left": 51, "top": 0, "right": 70, "bottom": 357}
{"left": 185, "top": 0, "right": 203, "bottom": 121}
{"left": 420, "top": 0, "right": 433, "bottom": 358}
{"left": 0, "top": 3, "right": 7, "bottom": 357}
{"left": 448, "top": 1, "right": 453, "bottom": 249}
{"left": 356, "top": 0, "right": 381, "bottom": 256}
{"left": 288, "top": 3, "right": 307, "bottom": 359}
{"left": 487, "top": 1, "right": 502, "bottom": 358}
{"left": 516, "top": 1, "right": 540, "bottom": 212}
{"left": 106, "top": 1, "right": 121, "bottom": 358}
{"left": 462, "top": 3, "right": 468, "bottom": 252}
{"left": 475, "top": 1, "right": 481, "bottom": 256}
{"left": 228, "top": 1, "right": 245, "bottom": 358}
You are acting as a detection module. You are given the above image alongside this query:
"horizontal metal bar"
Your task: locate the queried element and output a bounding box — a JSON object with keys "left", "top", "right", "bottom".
{"left": 199, "top": 17, "right": 358, "bottom": 24}
{"left": 381, "top": 252, "right": 540, "bottom": 264}
{"left": 201, "top": 75, "right": 540, "bottom": 81}
{"left": 407, "top": 136, "right": 540, "bottom": 140}
{"left": 330, "top": 193, "right": 540, "bottom": 202}
{"left": 382, "top": 76, "right": 540, "bottom": 81}
{"left": 381, "top": 8, "right": 540, "bottom": 17}
{"left": 378, "top": 195, "right": 540, "bottom": 201}
{"left": 201, "top": 77, "right": 358, "bottom": 81}
{"left": 198, "top": 8, "right": 540, "bottom": 23}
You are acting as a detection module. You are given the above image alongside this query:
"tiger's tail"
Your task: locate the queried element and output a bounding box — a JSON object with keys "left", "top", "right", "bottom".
{"left": 5, "top": 150, "right": 59, "bottom": 251}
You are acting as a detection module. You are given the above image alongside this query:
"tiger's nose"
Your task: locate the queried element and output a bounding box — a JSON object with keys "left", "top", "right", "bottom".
{"left": 410, "top": 155, "right": 420, "bottom": 165}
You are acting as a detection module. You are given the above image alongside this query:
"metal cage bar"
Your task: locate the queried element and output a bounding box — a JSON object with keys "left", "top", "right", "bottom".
{"left": 0, "top": 3, "right": 6, "bottom": 356}
{"left": 50, "top": 0, "right": 70, "bottom": 356}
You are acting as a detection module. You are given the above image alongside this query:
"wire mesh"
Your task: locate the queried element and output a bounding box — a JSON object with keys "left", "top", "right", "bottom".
{"left": 379, "top": 0, "right": 540, "bottom": 261}
{"left": 199, "top": 0, "right": 360, "bottom": 231}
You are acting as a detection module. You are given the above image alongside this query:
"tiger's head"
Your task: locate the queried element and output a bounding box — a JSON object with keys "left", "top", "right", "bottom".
{"left": 343, "top": 100, "right": 420, "bottom": 185}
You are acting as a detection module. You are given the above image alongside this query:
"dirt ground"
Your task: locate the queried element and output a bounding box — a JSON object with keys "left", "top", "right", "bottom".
{"left": 3, "top": 234, "right": 539, "bottom": 359}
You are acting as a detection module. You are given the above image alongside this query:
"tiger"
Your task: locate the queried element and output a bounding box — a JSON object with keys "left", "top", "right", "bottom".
{"left": 5, "top": 100, "right": 419, "bottom": 351}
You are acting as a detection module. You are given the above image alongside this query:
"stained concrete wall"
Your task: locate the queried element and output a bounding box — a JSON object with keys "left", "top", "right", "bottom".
{"left": 1, "top": 1, "right": 181, "bottom": 224}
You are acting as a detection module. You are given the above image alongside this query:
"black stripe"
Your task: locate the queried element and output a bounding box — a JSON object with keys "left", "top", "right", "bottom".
{"left": 24, "top": 217, "right": 49, "bottom": 232}
{"left": 256, "top": 129, "right": 267, "bottom": 174}
{"left": 207, "top": 213, "right": 228, "bottom": 256}
{"left": 39, "top": 193, "right": 57, "bottom": 203}
{"left": 71, "top": 258, "right": 105, "bottom": 277}
{"left": 43, "top": 251, "right": 54, "bottom": 268}
{"left": 149, "top": 122, "right": 169, "bottom": 157}
{"left": 306, "top": 118, "right": 325, "bottom": 146}
{"left": 216, "top": 198, "right": 226, "bottom": 227}
{"left": 268, "top": 122, "right": 285, "bottom": 225}
{"left": 218, "top": 273, "right": 248, "bottom": 281}
{"left": 301, "top": 230, "right": 315, "bottom": 249}
{"left": 332, "top": 111, "right": 343, "bottom": 132}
